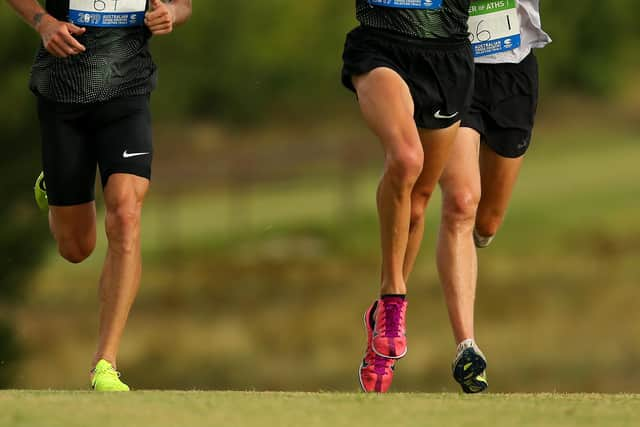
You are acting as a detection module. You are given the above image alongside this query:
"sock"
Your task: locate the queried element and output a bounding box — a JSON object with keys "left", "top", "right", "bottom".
{"left": 473, "top": 229, "right": 495, "bottom": 248}
{"left": 457, "top": 338, "right": 476, "bottom": 353}
{"left": 380, "top": 294, "right": 406, "bottom": 300}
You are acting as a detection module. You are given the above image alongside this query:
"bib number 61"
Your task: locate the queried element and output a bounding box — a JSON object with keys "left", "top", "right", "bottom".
{"left": 92, "top": 0, "right": 120, "bottom": 11}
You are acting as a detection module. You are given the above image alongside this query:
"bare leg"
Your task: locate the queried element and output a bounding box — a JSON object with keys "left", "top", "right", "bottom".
{"left": 93, "top": 173, "right": 149, "bottom": 368}
{"left": 49, "top": 202, "right": 97, "bottom": 263}
{"left": 353, "top": 67, "right": 424, "bottom": 296}
{"left": 437, "top": 128, "right": 482, "bottom": 344}
{"left": 402, "top": 124, "right": 461, "bottom": 282}
{"left": 475, "top": 143, "right": 524, "bottom": 238}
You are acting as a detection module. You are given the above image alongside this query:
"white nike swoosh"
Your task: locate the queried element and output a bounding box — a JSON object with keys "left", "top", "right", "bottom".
{"left": 434, "top": 110, "right": 459, "bottom": 120}
{"left": 122, "top": 151, "right": 150, "bottom": 159}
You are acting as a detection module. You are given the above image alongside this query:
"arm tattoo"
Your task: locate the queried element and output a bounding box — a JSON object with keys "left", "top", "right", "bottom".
{"left": 33, "top": 12, "right": 45, "bottom": 28}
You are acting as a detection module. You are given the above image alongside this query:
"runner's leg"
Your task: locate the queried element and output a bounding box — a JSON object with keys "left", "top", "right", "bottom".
{"left": 475, "top": 144, "right": 524, "bottom": 239}
{"left": 353, "top": 67, "right": 424, "bottom": 296}
{"left": 402, "top": 124, "right": 461, "bottom": 282}
{"left": 49, "top": 203, "right": 97, "bottom": 263}
{"left": 436, "top": 127, "right": 481, "bottom": 343}
{"left": 93, "top": 173, "right": 149, "bottom": 367}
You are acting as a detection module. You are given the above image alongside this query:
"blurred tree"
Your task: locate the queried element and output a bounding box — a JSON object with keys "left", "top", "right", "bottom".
{"left": 0, "top": 9, "right": 51, "bottom": 387}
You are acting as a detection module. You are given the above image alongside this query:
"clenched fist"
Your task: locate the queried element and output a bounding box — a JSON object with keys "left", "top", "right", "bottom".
{"left": 145, "top": 0, "right": 176, "bottom": 35}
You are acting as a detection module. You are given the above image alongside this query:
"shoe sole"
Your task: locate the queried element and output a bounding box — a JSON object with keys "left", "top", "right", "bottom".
{"left": 453, "top": 349, "right": 488, "bottom": 394}
{"left": 358, "top": 307, "right": 372, "bottom": 392}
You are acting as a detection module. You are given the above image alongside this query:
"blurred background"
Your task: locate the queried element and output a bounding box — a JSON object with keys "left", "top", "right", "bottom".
{"left": 1, "top": 1, "right": 639, "bottom": 392}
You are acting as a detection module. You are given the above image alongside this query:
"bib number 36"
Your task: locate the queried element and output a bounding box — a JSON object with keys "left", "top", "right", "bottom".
{"left": 69, "top": 0, "right": 147, "bottom": 27}
{"left": 368, "top": 0, "right": 443, "bottom": 9}
{"left": 468, "top": 0, "right": 521, "bottom": 57}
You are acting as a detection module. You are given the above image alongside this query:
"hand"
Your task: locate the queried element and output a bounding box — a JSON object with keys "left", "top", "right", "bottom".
{"left": 145, "top": 0, "right": 175, "bottom": 35}
{"left": 37, "top": 14, "right": 86, "bottom": 58}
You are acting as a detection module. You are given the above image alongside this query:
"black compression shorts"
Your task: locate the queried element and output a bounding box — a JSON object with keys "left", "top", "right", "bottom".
{"left": 341, "top": 25, "right": 474, "bottom": 130}
{"left": 461, "top": 53, "right": 539, "bottom": 158}
{"left": 37, "top": 95, "right": 153, "bottom": 206}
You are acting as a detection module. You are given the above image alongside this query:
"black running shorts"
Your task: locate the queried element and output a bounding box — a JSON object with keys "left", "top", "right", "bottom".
{"left": 341, "top": 25, "right": 474, "bottom": 130}
{"left": 461, "top": 53, "right": 539, "bottom": 158}
{"left": 37, "top": 95, "right": 153, "bottom": 206}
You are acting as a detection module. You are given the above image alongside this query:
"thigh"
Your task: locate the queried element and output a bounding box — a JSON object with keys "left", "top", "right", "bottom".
{"left": 439, "top": 127, "right": 481, "bottom": 198}
{"left": 50, "top": 201, "right": 97, "bottom": 244}
{"left": 103, "top": 173, "right": 150, "bottom": 213}
{"left": 478, "top": 143, "right": 524, "bottom": 216}
{"left": 353, "top": 67, "right": 421, "bottom": 155}
{"left": 92, "top": 96, "right": 153, "bottom": 189}
{"left": 37, "top": 97, "right": 97, "bottom": 206}
{"left": 414, "top": 123, "right": 463, "bottom": 194}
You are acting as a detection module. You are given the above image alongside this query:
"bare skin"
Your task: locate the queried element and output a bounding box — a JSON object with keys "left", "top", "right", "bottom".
{"left": 402, "top": 125, "right": 462, "bottom": 282}
{"left": 353, "top": 67, "right": 459, "bottom": 296}
{"left": 476, "top": 142, "right": 525, "bottom": 238}
{"left": 49, "top": 174, "right": 149, "bottom": 369}
{"left": 146, "top": 0, "right": 193, "bottom": 35}
{"left": 95, "top": 174, "right": 149, "bottom": 367}
{"left": 437, "top": 128, "right": 481, "bottom": 344}
{"left": 438, "top": 127, "right": 525, "bottom": 344}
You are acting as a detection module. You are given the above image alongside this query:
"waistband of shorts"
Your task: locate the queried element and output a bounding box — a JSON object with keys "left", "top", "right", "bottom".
{"left": 36, "top": 93, "right": 150, "bottom": 108}
{"left": 356, "top": 25, "right": 470, "bottom": 50}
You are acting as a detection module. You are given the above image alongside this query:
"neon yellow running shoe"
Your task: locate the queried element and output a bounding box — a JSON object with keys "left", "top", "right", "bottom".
{"left": 91, "top": 359, "right": 130, "bottom": 391}
{"left": 34, "top": 172, "right": 48, "bottom": 212}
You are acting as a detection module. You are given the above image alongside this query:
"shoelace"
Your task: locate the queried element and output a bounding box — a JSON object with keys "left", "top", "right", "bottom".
{"left": 366, "top": 350, "right": 391, "bottom": 376}
{"left": 93, "top": 366, "right": 122, "bottom": 379}
{"left": 373, "top": 355, "right": 390, "bottom": 376}
{"left": 382, "top": 302, "right": 404, "bottom": 337}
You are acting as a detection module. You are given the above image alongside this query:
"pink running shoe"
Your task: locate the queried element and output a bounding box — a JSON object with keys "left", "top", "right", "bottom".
{"left": 372, "top": 296, "right": 408, "bottom": 359}
{"left": 359, "top": 301, "right": 396, "bottom": 393}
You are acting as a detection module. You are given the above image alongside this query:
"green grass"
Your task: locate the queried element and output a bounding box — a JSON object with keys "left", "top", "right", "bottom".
{"left": 1, "top": 391, "right": 640, "bottom": 427}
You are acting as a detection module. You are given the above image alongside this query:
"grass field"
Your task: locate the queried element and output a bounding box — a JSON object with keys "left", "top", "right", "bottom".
{"left": 1, "top": 391, "right": 640, "bottom": 427}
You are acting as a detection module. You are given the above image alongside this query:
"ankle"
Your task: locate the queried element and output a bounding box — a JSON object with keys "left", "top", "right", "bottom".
{"left": 380, "top": 281, "right": 407, "bottom": 296}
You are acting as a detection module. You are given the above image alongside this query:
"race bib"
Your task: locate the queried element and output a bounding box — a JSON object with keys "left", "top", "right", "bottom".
{"left": 468, "top": 0, "right": 521, "bottom": 57}
{"left": 368, "top": 0, "right": 443, "bottom": 9}
{"left": 69, "top": 0, "right": 146, "bottom": 27}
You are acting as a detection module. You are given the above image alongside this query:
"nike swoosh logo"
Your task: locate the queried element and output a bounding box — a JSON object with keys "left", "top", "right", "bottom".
{"left": 122, "top": 150, "right": 150, "bottom": 158}
{"left": 434, "top": 110, "right": 459, "bottom": 120}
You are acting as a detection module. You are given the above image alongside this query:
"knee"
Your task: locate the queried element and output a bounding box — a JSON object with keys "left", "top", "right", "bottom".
{"left": 58, "top": 237, "right": 95, "bottom": 264}
{"left": 105, "top": 200, "right": 142, "bottom": 254}
{"left": 442, "top": 188, "right": 480, "bottom": 228}
{"left": 385, "top": 140, "right": 424, "bottom": 191}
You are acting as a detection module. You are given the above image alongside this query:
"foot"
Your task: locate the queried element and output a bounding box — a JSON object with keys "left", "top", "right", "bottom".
{"left": 34, "top": 172, "right": 48, "bottom": 212}
{"left": 372, "top": 296, "right": 407, "bottom": 359}
{"left": 91, "top": 359, "right": 130, "bottom": 391}
{"left": 473, "top": 229, "right": 494, "bottom": 249}
{"left": 359, "top": 301, "right": 396, "bottom": 393}
{"left": 452, "top": 339, "right": 488, "bottom": 394}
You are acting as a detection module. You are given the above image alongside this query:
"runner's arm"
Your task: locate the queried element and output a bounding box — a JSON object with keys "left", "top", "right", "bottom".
{"left": 5, "top": 0, "right": 47, "bottom": 30}
{"left": 5, "top": 0, "right": 86, "bottom": 58}
{"left": 145, "top": 0, "right": 192, "bottom": 35}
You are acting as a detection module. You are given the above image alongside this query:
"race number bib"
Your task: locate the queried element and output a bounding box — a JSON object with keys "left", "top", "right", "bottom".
{"left": 468, "top": 0, "right": 521, "bottom": 57}
{"left": 368, "top": 0, "right": 443, "bottom": 9}
{"left": 69, "top": 0, "right": 147, "bottom": 27}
